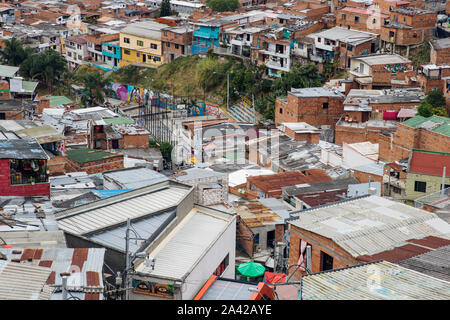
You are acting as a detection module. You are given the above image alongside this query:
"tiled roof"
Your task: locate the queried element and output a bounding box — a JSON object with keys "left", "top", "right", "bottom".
{"left": 408, "top": 149, "right": 450, "bottom": 177}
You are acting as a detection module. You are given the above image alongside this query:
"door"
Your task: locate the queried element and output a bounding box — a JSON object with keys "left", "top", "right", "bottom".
{"left": 112, "top": 139, "right": 119, "bottom": 149}
{"left": 143, "top": 54, "right": 146, "bottom": 63}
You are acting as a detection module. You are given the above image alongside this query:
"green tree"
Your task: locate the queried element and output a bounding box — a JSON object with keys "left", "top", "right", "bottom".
{"left": 417, "top": 89, "right": 448, "bottom": 117}
{"left": 206, "top": 0, "right": 239, "bottom": 12}
{"left": 417, "top": 101, "right": 433, "bottom": 117}
{"left": 0, "top": 38, "right": 33, "bottom": 66}
{"left": 160, "top": 0, "right": 173, "bottom": 17}
{"left": 75, "top": 71, "right": 112, "bottom": 107}
{"left": 19, "top": 49, "right": 67, "bottom": 92}
{"left": 160, "top": 141, "right": 173, "bottom": 162}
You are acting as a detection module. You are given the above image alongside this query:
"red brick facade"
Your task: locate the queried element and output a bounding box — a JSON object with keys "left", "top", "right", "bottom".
{"left": 66, "top": 154, "right": 124, "bottom": 174}
{"left": 275, "top": 93, "right": 344, "bottom": 127}
{"left": 0, "top": 159, "right": 50, "bottom": 196}
{"left": 288, "top": 225, "right": 359, "bottom": 280}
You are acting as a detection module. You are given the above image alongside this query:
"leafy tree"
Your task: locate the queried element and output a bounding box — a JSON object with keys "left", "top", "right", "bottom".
{"left": 417, "top": 89, "right": 448, "bottom": 117}
{"left": 160, "top": 0, "right": 173, "bottom": 17}
{"left": 425, "top": 89, "right": 446, "bottom": 109}
{"left": 19, "top": 49, "right": 67, "bottom": 92}
{"left": 417, "top": 101, "right": 433, "bottom": 117}
{"left": 0, "top": 38, "right": 33, "bottom": 66}
{"left": 160, "top": 141, "right": 173, "bottom": 162}
{"left": 75, "top": 71, "right": 112, "bottom": 107}
{"left": 206, "top": 0, "right": 239, "bottom": 12}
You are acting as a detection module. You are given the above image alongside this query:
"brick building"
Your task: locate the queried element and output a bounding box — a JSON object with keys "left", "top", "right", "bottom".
{"left": 275, "top": 87, "right": 344, "bottom": 127}
{"left": 65, "top": 148, "right": 124, "bottom": 174}
{"left": 286, "top": 195, "right": 450, "bottom": 280}
{"left": 92, "top": 117, "right": 150, "bottom": 150}
{"left": 349, "top": 54, "right": 415, "bottom": 89}
{"left": 308, "top": 27, "right": 379, "bottom": 69}
{"left": 280, "top": 122, "right": 321, "bottom": 144}
{"left": 161, "top": 25, "right": 193, "bottom": 63}
{"left": 379, "top": 115, "right": 450, "bottom": 162}
{"left": 430, "top": 38, "right": 450, "bottom": 65}
{"left": 246, "top": 170, "right": 332, "bottom": 199}
{"left": 0, "top": 139, "right": 50, "bottom": 197}
{"left": 381, "top": 7, "right": 437, "bottom": 57}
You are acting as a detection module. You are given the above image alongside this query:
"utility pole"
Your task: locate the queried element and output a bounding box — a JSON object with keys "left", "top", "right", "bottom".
{"left": 227, "top": 72, "right": 229, "bottom": 112}
{"left": 441, "top": 166, "right": 447, "bottom": 198}
{"left": 125, "top": 218, "right": 130, "bottom": 300}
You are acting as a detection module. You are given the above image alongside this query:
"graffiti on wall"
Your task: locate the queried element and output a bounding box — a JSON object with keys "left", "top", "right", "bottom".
{"left": 384, "top": 63, "right": 406, "bottom": 73}
{"left": 107, "top": 82, "right": 223, "bottom": 117}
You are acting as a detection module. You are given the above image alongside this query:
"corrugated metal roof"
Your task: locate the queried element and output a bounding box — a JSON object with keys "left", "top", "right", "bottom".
{"left": 0, "top": 248, "right": 105, "bottom": 298}
{"left": 56, "top": 181, "right": 192, "bottom": 236}
{"left": 0, "top": 260, "right": 53, "bottom": 300}
{"left": 201, "top": 279, "right": 254, "bottom": 300}
{"left": 398, "top": 244, "right": 450, "bottom": 282}
{"left": 0, "top": 65, "right": 19, "bottom": 78}
{"left": 88, "top": 209, "right": 175, "bottom": 252}
{"left": 103, "top": 167, "right": 168, "bottom": 189}
{"left": 408, "top": 149, "right": 450, "bottom": 176}
{"left": 289, "top": 196, "right": 450, "bottom": 257}
{"left": 301, "top": 260, "right": 450, "bottom": 300}
{"left": 136, "top": 208, "right": 232, "bottom": 281}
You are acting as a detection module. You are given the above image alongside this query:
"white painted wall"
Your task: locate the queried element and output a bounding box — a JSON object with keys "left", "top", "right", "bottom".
{"left": 180, "top": 216, "right": 236, "bottom": 299}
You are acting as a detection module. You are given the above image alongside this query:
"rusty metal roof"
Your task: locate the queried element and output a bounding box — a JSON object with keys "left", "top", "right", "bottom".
{"left": 0, "top": 247, "right": 105, "bottom": 299}
{"left": 234, "top": 199, "right": 285, "bottom": 228}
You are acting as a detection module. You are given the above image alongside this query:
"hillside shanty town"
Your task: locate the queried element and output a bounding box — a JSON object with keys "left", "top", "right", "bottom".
{"left": 0, "top": 0, "right": 449, "bottom": 305}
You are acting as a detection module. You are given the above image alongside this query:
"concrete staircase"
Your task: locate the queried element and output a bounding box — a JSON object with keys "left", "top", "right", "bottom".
{"left": 228, "top": 98, "right": 261, "bottom": 124}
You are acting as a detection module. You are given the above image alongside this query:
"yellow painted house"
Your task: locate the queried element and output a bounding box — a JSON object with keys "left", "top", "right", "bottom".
{"left": 119, "top": 21, "right": 167, "bottom": 68}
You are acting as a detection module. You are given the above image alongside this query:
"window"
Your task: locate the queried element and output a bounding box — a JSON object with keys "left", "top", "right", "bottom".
{"left": 124, "top": 37, "right": 130, "bottom": 44}
{"left": 403, "top": 17, "right": 406, "bottom": 22}
{"left": 393, "top": 186, "right": 401, "bottom": 194}
{"left": 213, "top": 254, "right": 229, "bottom": 276}
{"left": 164, "top": 31, "right": 168, "bottom": 36}
{"left": 137, "top": 40, "right": 143, "bottom": 46}
{"left": 77, "top": 45, "right": 81, "bottom": 49}
{"left": 298, "top": 240, "right": 311, "bottom": 270}
{"left": 322, "top": 102, "right": 329, "bottom": 109}
{"left": 78, "top": 55, "right": 82, "bottom": 60}
{"left": 10, "top": 159, "right": 48, "bottom": 185}
{"left": 0, "top": 112, "right": 5, "bottom": 120}
{"left": 166, "top": 42, "right": 170, "bottom": 47}
{"left": 267, "top": 230, "right": 275, "bottom": 248}
{"left": 317, "top": 37, "right": 321, "bottom": 43}
{"left": 413, "top": 33, "right": 417, "bottom": 38}
{"left": 441, "top": 184, "right": 450, "bottom": 189}
{"left": 151, "top": 43, "right": 157, "bottom": 49}
{"left": 320, "top": 251, "right": 333, "bottom": 271}
{"left": 355, "top": 16, "right": 359, "bottom": 23}
{"left": 414, "top": 181, "right": 427, "bottom": 193}
{"left": 342, "top": 14, "right": 346, "bottom": 20}
{"left": 389, "top": 31, "right": 395, "bottom": 37}
{"left": 136, "top": 52, "right": 140, "bottom": 57}
{"left": 175, "top": 44, "right": 179, "bottom": 49}
{"left": 124, "top": 49, "right": 130, "bottom": 55}
{"left": 373, "top": 19, "right": 376, "bottom": 24}
{"left": 153, "top": 56, "right": 161, "bottom": 62}
{"left": 279, "top": 108, "right": 283, "bottom": 114}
